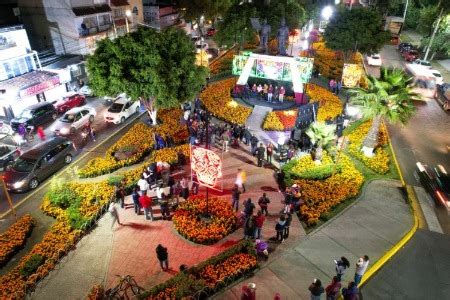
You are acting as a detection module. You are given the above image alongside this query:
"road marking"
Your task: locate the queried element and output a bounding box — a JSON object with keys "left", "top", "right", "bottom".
{"left": 0, "top": 112, "right": 145, "bottom": 219}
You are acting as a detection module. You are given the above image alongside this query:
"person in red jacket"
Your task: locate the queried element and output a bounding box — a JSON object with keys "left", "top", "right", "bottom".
{"left": 254, "top": 211, "right": 265, "bottom": 239}
{"left": 139, "top": 191, "right": 153, "bottom": 221}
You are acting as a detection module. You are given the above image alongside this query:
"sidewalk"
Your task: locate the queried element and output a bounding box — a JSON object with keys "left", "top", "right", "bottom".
{"left": 214, "top": 179, "right": 413, "bottom": 299}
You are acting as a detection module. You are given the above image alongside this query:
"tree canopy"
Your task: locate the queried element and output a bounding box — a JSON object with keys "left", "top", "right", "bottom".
{"left": 177, "top": 0, "right": 232, "bottom": 23}
{"left": 86, "top": 27, "right": 207, "bottom": 109}
{"left": 323, "top": 7, "right": 390, "bottom": 55}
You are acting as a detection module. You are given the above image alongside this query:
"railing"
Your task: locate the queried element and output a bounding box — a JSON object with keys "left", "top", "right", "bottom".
{"left": 79, "top": 24, "right": 112, "bottom": 37}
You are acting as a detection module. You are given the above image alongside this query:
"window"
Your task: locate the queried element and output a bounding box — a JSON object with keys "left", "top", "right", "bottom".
{"left": 81, "top": 110, "right": 90, "bottom": 116}
{"left": 124, "top": 102, "right": 131, "bottom": 109}
{"left": 98, "top": 14, "right": 111, "bottom": 26}
{"left": 3, "top": 63, "right": 14, "bottom": 79}
{"left": 74, "top": 112, "right": 82, "bottom": 122}
{"left": 25, "top": 56, "right": 35, "bottom": 72}
{"left": 114, "top": 8, "right": 124, "bottom": 18}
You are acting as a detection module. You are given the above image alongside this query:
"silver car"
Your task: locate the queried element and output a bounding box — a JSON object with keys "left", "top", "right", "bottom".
{"left": 51, "top": 106, "right": 96, "bottom": 136}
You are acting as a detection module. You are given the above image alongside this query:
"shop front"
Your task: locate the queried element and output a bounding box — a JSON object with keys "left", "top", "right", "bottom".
{"left": 0, "top": 70, "right": 69, "bottom": 121}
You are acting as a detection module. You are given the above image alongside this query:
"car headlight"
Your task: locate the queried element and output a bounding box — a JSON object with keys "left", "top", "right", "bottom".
{"left": 60, "top": 127, "right": 69, "bottom": 134}
{"left": 13, "top": 180, "right": 26, "bottom": 189}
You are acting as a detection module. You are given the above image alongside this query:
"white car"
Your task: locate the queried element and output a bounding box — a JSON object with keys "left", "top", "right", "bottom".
{"left": 51, "top": 106, "right": 96, "bottom": 136}
{"left": 413, "top": 59, "right": 432, "bottom": 68}
{"left": 430, "top": 69, "right": 444, "bottom": 85}
{"left": 367, "top": 54, "right": 382, "bottom": 66}
{"left": 195, "top": 41, "right": 208, "bottom": 53}
{"left": 79, "top": 85, "right": 93, "bottom": 96}
{"left": 104, "top": 97, "right": 140, "bottom": 124}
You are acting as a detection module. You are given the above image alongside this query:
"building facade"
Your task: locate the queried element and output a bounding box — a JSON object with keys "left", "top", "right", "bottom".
{"left": 18, "top": 0, "right": 143, "bottom": 56}
{"left": 0, "top": 25, "right": 70, "bottom": 121}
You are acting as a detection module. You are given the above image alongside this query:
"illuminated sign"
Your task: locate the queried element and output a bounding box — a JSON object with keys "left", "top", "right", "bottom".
{"left": 190, "top": 145, "right": 222, "bottom": 189}
{"left": 19, "top": 77, "right": 60, "bottom": 97}
{"left": 342, "top": 64, "right": 363, "bottom": 88}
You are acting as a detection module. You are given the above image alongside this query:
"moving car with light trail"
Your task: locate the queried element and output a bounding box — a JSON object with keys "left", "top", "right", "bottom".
{"left": 51, "top": 106, "right": 96, "bottom": 136}
{"left": 416, "top": 162, "right": 449, "bottom": 209}
{"left": 104, "top": 97, "right": 140, "bottom": 124}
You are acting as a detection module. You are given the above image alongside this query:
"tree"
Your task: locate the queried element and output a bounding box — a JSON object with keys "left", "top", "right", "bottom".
{"left": 177, "top": 0, "right": 232, "bottom": 28}
{"left": 86, "top": 27, "right": 207, "bottom": 124}
{"left": 420, "top": 31, "right": 450, "bottom": 59}
{"left": 349, "top": 68, "right": 420, "bottom": 157}
{"left": 306, "top": 122, "right": 336, "bottom": 163}
{"left": 417, "top": 4, "right": 440, "bottom": 35}
{"left": 323, "top": 7, "right": 390, "bottom": 57}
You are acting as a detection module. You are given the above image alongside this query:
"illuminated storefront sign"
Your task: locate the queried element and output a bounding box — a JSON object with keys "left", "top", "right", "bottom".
{"left": 19, "top": 77, "right": 60, "bottom": 97}
{"left": 190, "top": 145, "right": 222, "bottom": 189}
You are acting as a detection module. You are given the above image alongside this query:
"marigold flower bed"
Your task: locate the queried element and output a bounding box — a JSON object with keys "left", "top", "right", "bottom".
{"left": 262, "top": 110, "right": 297, "bottom": 131}
{"left": 289, "top": 154, "right": 364, "bottom": 226}
{"left": 139, "top": 240, "right": 257, "bottom": 299}
{"left": 0, "top": 215, "right": 34, "bottom": 268}
{"left": 347, "top": 120, "right": 390, "bottom": 174}
{"left": 172, "top": 196, "right": 237, "bottom": 244}
{"left": 306, "top": 84, "right": 343, "bottom": 122}
{"left": 200, "top": 78, "right": 252, "bottom": 125}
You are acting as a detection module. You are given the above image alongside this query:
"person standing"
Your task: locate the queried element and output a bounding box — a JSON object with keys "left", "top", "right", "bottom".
{"left": 325, "top": 276, "right": 341, "bottom": 300}
{"left": 309, "top": 279, "right": 325, "bottom": 300}
{"left": 108, "top": 201, "right": 121, "bottom": 228}
{"left": 181, "top": 177, "right": 189, "bottom": 200}
{"left": 139, "top": 191, "right": 153, "bottom": 221}
{"left": 258, "top": 193, "right": 270, "bottom": 216}
{"left": 267, "top": 84, "right": 273, "bottom": 102}
{"left": 336, "top": 81, "right": 342, "bottom": 95}
{"left": 138, "top": 175, "right": 149, "bottom": 195}
{"left": 254, "top": 211, "right": 265, "bottom": 239}
{"left": 231, "top": 184, "right": 241, "bottom": 212}
{"left": 279, "top": 86, "right": 285, "bottom": 103}
{"left": 275, "top": 215, "right": 286, "bottom": 243}
{"left": 244, "top": 127, "right": 252, "bottom": 145}
{"left": 132, "top": 187, "right": 141, "bottom": 215}
{"left": 37, "top": 126, "right": 45, "bottom": 141}
{"left": 116, "top": 182, "right": 126, "bottom": 209}
{"left": 236, "top": 168, "right": 247, "bottom": 193}
{"left": 171, "top": 181, "right": 182, "bottom": 205}
{"left": 159, "top": 195, "right": 170, "bottom": 220}
{"left": 250, "top": 135, "right": 259, "bottom": 156}
{"left": 354, "top": 255, "right": 369, "bottom": 286}
{"left": 244, "top": 198, "right": 255, "bottom": 218}
{"left": 284, "top": 212, "right": 292, "bottom": 239}
{"left": 156, "top": 244, "right": 169, "bottom": 271}
{"left": 222, "top": 129, "right": 230, "bottom": 152}
{"left": 335, "top": 257, "right": 350, "bottom": 282}
{"left": 266, "top": 142, "right": 274, "bottom": 164}
{"left": 342, "top": 282, "right": 359, "bottom": 300}
{"left": 257, "top": 143, "right": 265, "bottom": 167}
{"left": 263, "top": 83, "right": 268, "bottom": 100}
{"left": 244, "top": 215, "right": 256, "bottom": 240}
{"left": 274, "top": 86, "right": 279, "bottom": 102}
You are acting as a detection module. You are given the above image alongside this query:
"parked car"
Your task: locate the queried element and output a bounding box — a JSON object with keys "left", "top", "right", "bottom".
{"left": 79, "top": 85, "right": 93, "bottom": 96}
{"left": 398, "top": 42, "right": 412, "bottom": 52}
{"left": 0, "top": 144, "right": 19, "bottom": 171}
{"left": 413, "top": 59, "right": 432, "bottom": 68}
{"left": 10, "top": 102, "right": 57, "bottom": 132}
{"left": 435, "top": 165, "right": 450, "bottom": 198}
{"left": 195, "top": 41, "right": 208, "bottom": 53}
{"left": 429, "top": 69, "right": 444, "bottom": 85}
{"left": 206, "top": 27, "right": 216, "bottom": 37}
{"left": 367, "top": 54, "right": 382, "bottom": 66}
{"left": 402, "top": 49, "right": 420, "bottom": 62}
{"left": 4, "top": 137, "right": 74, "bottom": 192}
{"left": 51, "top": 106, "right": 96, "bottom": 136}
{"left": 0, "top": 121, "right": 12, "bottom": 135}
{"left": 434, "top": 83, "right": 449, "bottom": 111}
{"left": 54, "top": 92, "right": 86, "bottom": 114}
{"left": 104, "top": 97, "right": 140, "bottom": 124}
{"left": 416, "top": 162, "right": 449, "bottom": 208}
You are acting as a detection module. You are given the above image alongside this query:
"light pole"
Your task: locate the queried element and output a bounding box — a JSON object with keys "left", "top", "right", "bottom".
{"left": 125, "top": 10, "right": 131, "bottom": 33}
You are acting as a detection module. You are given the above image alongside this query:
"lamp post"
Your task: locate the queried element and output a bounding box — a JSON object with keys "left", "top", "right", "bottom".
{"left": 125, "top": 10, "right": 131, "bottom": 33}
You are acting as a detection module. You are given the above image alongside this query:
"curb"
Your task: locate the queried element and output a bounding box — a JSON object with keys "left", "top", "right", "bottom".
{"left": 358, "top": 123, "right": 420, "bottom": 287}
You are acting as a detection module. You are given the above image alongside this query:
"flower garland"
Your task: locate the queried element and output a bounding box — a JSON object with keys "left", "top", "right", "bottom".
{"left": 0, "top": 215, "right": 34, "bottom": 267}
{"left": 172, "top": 196, "right": 237, "bottom": 244}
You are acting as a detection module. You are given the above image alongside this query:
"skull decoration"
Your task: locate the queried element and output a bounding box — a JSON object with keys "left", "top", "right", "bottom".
{"left": 191, "top": 146, "right": 222, "bottom": 188}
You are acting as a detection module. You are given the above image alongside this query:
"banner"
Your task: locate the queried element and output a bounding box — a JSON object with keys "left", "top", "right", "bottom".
{"left": 190, "top": 145, "right": 223, "bottom": 191}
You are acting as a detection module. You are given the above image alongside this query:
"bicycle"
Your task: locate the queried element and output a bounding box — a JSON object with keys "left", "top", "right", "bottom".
{"left": 104, "top": 275, "right": 144, "bottom": 300}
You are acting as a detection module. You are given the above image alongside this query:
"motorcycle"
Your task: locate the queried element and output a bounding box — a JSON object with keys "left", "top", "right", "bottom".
{"left": 12, "top": 125, "right": 34, "bottom": 146}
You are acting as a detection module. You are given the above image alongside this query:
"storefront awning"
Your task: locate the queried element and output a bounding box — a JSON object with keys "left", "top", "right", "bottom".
{"left": 0, "top": 70, "right": 60, "bottom": 98}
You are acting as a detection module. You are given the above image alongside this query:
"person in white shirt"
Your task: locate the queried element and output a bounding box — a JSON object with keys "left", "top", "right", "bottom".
{"left": 354, "top": 255, "right": 370, "bottom": 285}
{"left": 138, "top": 174, "right": 149, "bottom": 195}
{"left": 156, "top": 185, "right": 165, "bottom": 200}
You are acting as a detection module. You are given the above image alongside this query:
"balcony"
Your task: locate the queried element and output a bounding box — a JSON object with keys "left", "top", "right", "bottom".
{"left": 79, "top": 23, "right": 112, "bottom": 37}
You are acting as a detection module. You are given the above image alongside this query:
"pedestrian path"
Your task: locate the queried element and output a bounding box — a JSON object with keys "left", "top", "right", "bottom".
{"left": 246, "top": 105, "right": 276, "bottom": 145}
{"left": 214, "top": 179, "right": 414, "bottom": 299}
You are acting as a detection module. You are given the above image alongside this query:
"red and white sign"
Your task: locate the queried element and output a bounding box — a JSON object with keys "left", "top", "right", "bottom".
{"left": 20, "top": 77, "right": 60, "bottom": 97}
{"left": 190, "top": 145, "right": 223, "bottom": 189}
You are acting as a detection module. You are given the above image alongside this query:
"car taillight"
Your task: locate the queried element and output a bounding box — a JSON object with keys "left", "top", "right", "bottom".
{"left": 434, "top": 190, "right": 449, "bottom": 207}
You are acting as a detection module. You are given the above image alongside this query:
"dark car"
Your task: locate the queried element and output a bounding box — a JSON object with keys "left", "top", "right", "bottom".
{"left": 398, "top": 42, "right": 412, "bottom": 52}
{"left": 10, "top": 102, "right": 57, "bottom": 132}
{"left": 4, "top": 137, "right": 74, "bottom": 192}
{"left": 434, "top": 83, "right": 449, "bottom": 111}
{"left": 402, "top": 49, "right": 420, "bottom": 62}
{"left": 54, "top": 93, "right": 86, "bottom": 114}
{"left": 416, "top": 162, "right": 449, "bottom": 208}
{"left": 435, "top": 165, "right": 450, "bottom": 197}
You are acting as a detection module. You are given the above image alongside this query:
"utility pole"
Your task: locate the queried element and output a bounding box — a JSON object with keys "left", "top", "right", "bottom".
{"left": 424, "top": 7, "right": 444, "bottom": 61}
{"left": 403, "top": 0, "right": 409, "bottom": 20}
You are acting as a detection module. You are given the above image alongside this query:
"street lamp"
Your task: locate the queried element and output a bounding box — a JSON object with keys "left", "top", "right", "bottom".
{"left": 322, "top": 6, "right": 333, "bottom": 20}
{"left": 125, "top": 9, "right": 131, "bottom": 33}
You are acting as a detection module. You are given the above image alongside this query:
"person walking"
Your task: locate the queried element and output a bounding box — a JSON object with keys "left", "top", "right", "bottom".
{"left": 266, "top": 142, "right": 274, "bottom": 164}
{"left": 354, "top": 255, "right": 369, "bottom": 286}
{"left": 37, "top": 126, "right": 45, "bottom": 141}
{"left": 284, "top": 212, "right": 292, "bottom": 239}
{"left": 236, "top": 168, "right": 247, "bottom": 193}
{"left": 231, "top": 184, "right": 241, "bottom": 212}
{"left": 244, "top": 127, "right": 252, "bottom": 145}
{"left": 258, "top": 193, "right": 270, "bottom": 216}
{"left": 325, "top": 276, "right": 341, "bottom": 300}
{"left": 132, "top": 187, "right": 141, "bottom": 215}
{"left": 254, "top": 211, "right": 265, "bottom": 239}
{"left": 138, "top": 174, "right": 149, "bottom": 195}
{"left": 156, "top": 244, "right": 169, "bottom": 271}
{"left": 335, "top": 256, "right": 350, "bottom": 281}
{"left": 108, "top": 201, "right": 121, "bottom": 228}
{"left": 257, "top": 143, "right": 265, "bottom": 167}
{"left": 244, "top": 198, "right": 255, "bottom": 218}
{"left": 116, "top": 182, "right": 126, "bottom": 209}
{"left": 275, "top": 215, "right": 286, "bottom": 243}
{"left": 139, "top": 190, "right": 153, "bottom": 221}
{"left": 309, "top": 279, "right": 324, "bottom": 300}
{"left": 342, "top": 282, "right": 359, "bottom": 300}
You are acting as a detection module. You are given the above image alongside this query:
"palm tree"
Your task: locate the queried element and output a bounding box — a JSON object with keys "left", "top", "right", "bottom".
{"left": 306, "top": 122, "right": 336, "bottom": 163}
{"left": 349, "top": 67, "right": 420, "bottom": 157}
